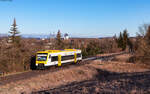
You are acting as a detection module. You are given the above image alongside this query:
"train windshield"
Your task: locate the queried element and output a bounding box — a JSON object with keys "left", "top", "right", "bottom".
{"left": 37, "top": 53, "right": 48, "bottom": 61}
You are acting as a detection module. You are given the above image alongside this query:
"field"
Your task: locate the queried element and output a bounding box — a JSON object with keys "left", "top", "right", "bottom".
{"left": 0, "top": 53, "right": 150, "bottom": 94}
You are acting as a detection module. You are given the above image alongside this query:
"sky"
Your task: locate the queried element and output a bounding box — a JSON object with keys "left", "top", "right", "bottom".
{"left": 0, "top": 0, "right": 150, "bottom": 38}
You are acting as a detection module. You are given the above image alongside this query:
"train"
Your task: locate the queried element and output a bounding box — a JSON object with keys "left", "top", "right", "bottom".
{"left": 36, "top": 49, "right": 82, "bottom": 69}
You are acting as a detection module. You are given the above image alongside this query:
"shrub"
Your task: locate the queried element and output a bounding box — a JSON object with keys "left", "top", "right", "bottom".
{"left": 134, "top": 25, "right": 150, "bottom": 65}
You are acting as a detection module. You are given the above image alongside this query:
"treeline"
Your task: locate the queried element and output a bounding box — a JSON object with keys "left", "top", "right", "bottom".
{"left": 55, "top": 30, "right": 120, "bottom": 57}
{"left": 115, "top": 24, "right": 150, "bottom": 66}
{"left": 115, "top": 29, "right": 133, "bottom": 52}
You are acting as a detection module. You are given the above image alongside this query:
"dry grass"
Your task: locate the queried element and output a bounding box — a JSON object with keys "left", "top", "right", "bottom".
{"left": 0, "top": 54, "right": 149, "bottom": 94}
{"left": 0, "top": 65, "right": 98, "bottom": 94}
{"left": 112, "top": 54, "right": 132, "bottom": 62}
{"left": 0, "top": 70, "right": 31, "bottom": 78}
{"left": 90, "top": 60, "right": 149, "bottom": 73}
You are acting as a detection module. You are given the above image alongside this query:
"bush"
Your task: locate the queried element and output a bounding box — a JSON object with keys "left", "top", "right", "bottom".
{"left": 134, "top": 25, "right": 150, "bottom": 65}
{"left": 0, "top": 39, "right": 44, "bottom": 73}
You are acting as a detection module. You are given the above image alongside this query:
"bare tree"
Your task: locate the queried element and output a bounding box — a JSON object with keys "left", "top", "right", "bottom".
{"left": 134, "top": 24, "right": 150, "bottom": 64}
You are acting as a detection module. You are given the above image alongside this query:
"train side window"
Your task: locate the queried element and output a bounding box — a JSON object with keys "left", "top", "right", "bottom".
{"left": 61, "top": 55, "right": 74, "bottom": 61}
{"left": 51, "top": 56, "right": 58, "bottom": 62}
{"left": 77, "top": 53, "right": 81, "bottom": 57}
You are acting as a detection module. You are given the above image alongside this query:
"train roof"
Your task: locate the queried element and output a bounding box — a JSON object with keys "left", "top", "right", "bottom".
{"left": 37, "top": 49, "right": 81, "bottom": 54}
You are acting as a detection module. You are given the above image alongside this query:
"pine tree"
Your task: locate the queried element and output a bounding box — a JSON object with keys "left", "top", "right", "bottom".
{"left": 113, "top": 34, "right": 117, "bottom": 42}
{"left": 56, "top": 30, "right": 64, "bottom": 49}
{"left": 56, "top": 30, "right": 61, "bottom": 45}
{"left": 9, "top": 18, "right": 20, "bottom": 43}
{"left": 117, "top": 30, "right": 131, "bottom": 51}
{"left": 118, "top": 32, "right": 123, "bottom": 49}
{"left": 122, "top": 29, "right": 129, "bottom": 50}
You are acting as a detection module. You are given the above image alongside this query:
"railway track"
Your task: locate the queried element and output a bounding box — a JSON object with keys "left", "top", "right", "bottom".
{"left": 0, "top": 52, "right": 126, "bottom": 86}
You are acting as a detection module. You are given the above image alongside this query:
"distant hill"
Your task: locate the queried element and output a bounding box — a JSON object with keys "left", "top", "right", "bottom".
{"left": 0, "top": 34, "right": 8, "bottom": 37}
{"left": 0, "top": 33, "right": 51, "bottom": 39}
{"left": 21, "top": 34, "right": 50, "bottom": 38}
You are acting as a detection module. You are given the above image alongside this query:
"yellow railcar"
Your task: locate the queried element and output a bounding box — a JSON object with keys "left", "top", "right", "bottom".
{"left": 36, "top": 49, "right": 82, "bottom": 69}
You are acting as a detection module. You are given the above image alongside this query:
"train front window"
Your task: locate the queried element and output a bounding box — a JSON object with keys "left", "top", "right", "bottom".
{"left": 37, "top": 53, "right": 48, "bottom": 61}
{"left": 37, "top": 56, "right": 47, "bottom": 61}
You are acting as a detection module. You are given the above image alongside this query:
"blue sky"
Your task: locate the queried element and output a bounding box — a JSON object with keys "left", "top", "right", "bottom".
{"left": 0, "top": 0, "right": 150, "bottom": 38}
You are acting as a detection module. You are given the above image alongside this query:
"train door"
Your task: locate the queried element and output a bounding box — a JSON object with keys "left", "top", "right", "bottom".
{"left": 46, "top": 54, "right": 51, "bottom": 66}
{"left": 51, "top": 55, "right": 58, "bottom": 66}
